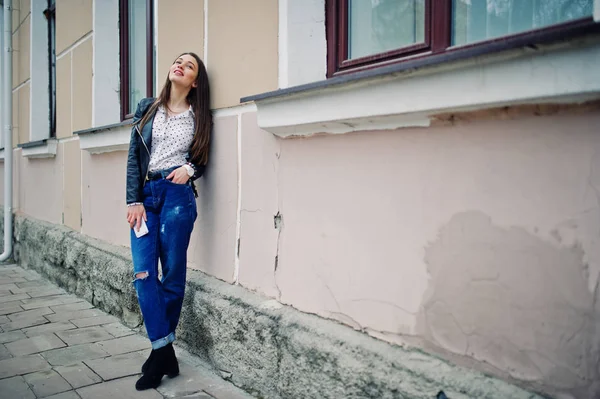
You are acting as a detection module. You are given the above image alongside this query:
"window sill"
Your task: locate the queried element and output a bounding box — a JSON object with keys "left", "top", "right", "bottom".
{"left": 243, "top": 31, "right": 600, "bottom": 138}
{"left": 17, "top": 139, "right": 58, "bottom": 158}
{"left": 74, "top": 121, "right": 132, "bottom": 154}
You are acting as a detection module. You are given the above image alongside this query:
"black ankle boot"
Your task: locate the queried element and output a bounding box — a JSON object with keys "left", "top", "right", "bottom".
{"left": 141, "top": 349, "right": 154, "bottom": 373}
{"left": 135, "top": 343, "right": 179, "bottom": 390}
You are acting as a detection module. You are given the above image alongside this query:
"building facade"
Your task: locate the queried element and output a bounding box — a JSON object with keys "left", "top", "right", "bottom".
{"left": 1, "top": 0, "right": 600, "bottom": 398}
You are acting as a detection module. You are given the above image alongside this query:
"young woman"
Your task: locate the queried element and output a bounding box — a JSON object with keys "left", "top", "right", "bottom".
{"left": 125, "top": 52, "right": 211, "bottom": 391}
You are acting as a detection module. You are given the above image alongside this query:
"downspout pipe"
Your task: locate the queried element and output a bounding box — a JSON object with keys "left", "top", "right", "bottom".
{"left": 0, "top": 0, "right": 12, "bottom": 262}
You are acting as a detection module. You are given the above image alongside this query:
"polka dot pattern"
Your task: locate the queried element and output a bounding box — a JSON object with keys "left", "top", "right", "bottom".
{"left": 148, "top": 105, "right": 195, "bottom": 172}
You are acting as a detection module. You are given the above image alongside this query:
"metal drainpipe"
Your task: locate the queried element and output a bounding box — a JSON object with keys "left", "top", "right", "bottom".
{"left": 0, "top": 0, "right": 13, "bottom": 262}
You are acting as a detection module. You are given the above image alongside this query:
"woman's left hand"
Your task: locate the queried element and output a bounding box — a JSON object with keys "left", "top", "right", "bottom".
{"left": 166, "top": 167, "right": 190, "bottom": 184}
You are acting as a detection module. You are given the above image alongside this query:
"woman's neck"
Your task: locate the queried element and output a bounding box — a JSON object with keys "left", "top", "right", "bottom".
{"left": 167, "top": 85, "right": 189, "bottom": 112}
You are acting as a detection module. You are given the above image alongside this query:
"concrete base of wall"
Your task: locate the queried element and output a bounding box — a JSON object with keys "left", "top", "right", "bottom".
{"left": 4, "top": 212, "right": 542, "bottom": 399}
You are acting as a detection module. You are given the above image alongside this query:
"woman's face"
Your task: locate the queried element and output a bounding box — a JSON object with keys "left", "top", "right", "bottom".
{"left": 169, "top": 54, "right": 199, "bottom": 89}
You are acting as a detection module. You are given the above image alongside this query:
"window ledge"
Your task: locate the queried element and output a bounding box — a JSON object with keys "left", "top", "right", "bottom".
{"left": 244, "top": 32, "right": 600, "bottom": 138}
{"left": 74, "top": 121, "right": 132, "bottom": 154}
{"left": 18, "top": 139, "right": 58, "bottom": 158}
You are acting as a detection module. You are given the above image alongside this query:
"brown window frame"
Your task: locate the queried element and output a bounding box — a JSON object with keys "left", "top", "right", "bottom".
{"left": 326, "top": 0, "right": 597, "bottom": 78}
{"left": 119, "top": 0, "right": 154, "bottom": 121}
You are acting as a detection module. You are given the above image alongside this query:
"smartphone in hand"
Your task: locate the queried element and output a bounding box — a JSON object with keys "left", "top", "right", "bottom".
{"left": 134, "top": 219, "right": 149, "bottom": 238}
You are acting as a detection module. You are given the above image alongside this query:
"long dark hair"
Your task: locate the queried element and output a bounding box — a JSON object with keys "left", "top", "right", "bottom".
{"left": 138, "top": 52, "right": 211, "bottom": 165}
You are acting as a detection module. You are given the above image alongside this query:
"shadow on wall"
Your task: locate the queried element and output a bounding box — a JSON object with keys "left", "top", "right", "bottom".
{"left": 418, "top": 211, "right": 600, "bottom": 398}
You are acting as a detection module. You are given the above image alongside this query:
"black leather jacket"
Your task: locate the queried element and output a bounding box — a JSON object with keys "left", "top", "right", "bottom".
{"left": 126, "top": 97, "right": 205, "bottom": 204}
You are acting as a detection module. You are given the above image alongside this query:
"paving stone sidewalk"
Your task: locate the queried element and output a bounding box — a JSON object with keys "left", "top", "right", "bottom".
{"left": 0, "top": 264, "right": 255, "bottom": 399}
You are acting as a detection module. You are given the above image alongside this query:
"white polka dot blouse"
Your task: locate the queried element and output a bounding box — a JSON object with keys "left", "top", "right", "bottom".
{"left": 148, "top": 105, "right": 195, "bottom": 173}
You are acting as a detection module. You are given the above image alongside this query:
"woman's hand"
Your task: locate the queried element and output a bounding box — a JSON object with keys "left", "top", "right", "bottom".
{"left": 166, "top": 166, "right": 190, "bottom": 184}
{"left": 127, "top": 204, "right": 147, "bottom": 230}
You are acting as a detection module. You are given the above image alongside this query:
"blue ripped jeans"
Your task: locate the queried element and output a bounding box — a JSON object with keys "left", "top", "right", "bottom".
{"left": 130, "top": 170, "right": 197, "bottom": 349}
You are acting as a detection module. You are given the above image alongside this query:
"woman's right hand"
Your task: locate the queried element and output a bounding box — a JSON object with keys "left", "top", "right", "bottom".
{"left": 127, "top": 204, "right": 147, "bottom": 230}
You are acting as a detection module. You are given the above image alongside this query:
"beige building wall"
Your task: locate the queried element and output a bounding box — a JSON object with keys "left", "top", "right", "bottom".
{"left": 157, "top": 0, "right": 204, "bottom": 85}
{"left": 56, "top": 54, "right": 72, "bottom": 139}
{"left": 72, "top": 38, "right": 93, "bottom": 132}
{"left": 17, "top": 84, "right": 30, "bottom": 145}
{"left": 11, "top": 1, "right": 31, "bottom": 146}
{"left": 55, "top": 0, "right": 93, "bottom": 55}
{"left": 207, "top": 0, "right": 278, "bottom": 109}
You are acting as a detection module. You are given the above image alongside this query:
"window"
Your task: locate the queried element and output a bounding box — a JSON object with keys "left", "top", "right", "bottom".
{"left": 44, "top": 0, "right": 56, "bottom": 137}
{"left": 327, "top": 0, "right": 596, "bottom": 77}
{"left": 119, "top": 0, "right": 154, "bottom": 120}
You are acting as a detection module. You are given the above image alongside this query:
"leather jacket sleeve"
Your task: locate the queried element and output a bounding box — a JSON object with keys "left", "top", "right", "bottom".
{"left": 126, "top": 99, "right": 153, "bottom": 204}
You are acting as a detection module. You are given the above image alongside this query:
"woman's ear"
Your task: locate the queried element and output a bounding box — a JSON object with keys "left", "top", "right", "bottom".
{"left": 192, "top": 81, "right": 198, "bottom": 88}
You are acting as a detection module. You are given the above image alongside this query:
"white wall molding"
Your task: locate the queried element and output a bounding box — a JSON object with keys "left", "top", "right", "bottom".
{"left": 92, "top": 0, "right": 120, "bottom": 127}
{"left": 30, "top": 0, "right": 50, "bottom": 142}
{"left": 213, "top": 103, "right": 257, "bottom": 118}
{"left": 22, "top": 139, "right": 58, "bottom": 158}
{"left": 77, "top": 124, "right": 131, "bottom": 154}
{"left": 256, "top": 40, "right": 600, "bottom": 137}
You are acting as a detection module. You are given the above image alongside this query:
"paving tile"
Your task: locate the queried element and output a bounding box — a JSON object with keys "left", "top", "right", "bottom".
{"left": 9, "top": 287, "right": 30, "bottom": 294}
{"left": 44, "top": 391, "right": 82, "bottom": 399}
{"left": 0, "top": 288, "right": 17, "bottom": 297}
{"left": 7, "top": 306, "right": 54, "bottom": 322}
{"left": 24, "top": 369, "right": 72, "bottom": 398}
{"left": 103, "top": 322, "right": 135, "bottom": 338}
{"left": 0, "top": 277, "right": 27, "bottom": 284}
{"left": 77, "top": 375, "right": 163, "bottom": 399}
{"left": 0, "top": 354, "right": 51, "bottom": 378}
{"left": 19, "top": 270, "right": 43, "bottom": 281}
{"left": 6, "top": 333, "right": 67, "bottom": 356}
{"left": 13, "top": 284, "right": 56, "bottom": 293}
{"left": 55, "top": 362, "right": 102, "bottom": 389}
{"left": 23, "top": 321, "right": 78, "bottom": 338}
{"left": 0, "top": 299, "right": 24, "bottom": 310}
{"left": 0, "top": 303, "right": 24, "bottom": 316}
{"left": 0, "top": 376, "right": 36, "bottom": 399}
{"left": 96, "top": 334, "right": 149, "bottom": 356}
{"left": 1, "top": 315, "right": 50, "bottom": 331}
{"left": 15, "top": 280, "right": 52, "bottom": 289}
{"left": 0, "top": 315, "right": 8, "bottom": 324}
{"left": 50, "top": 301, "right": 94, "bottom": 313}
{"left": 0, "top": 343, "right": 12, "bottom": 360}
{"left": 21, "top": 295, "right": 82, "bottom": 310}
{"left": 28, "top": 288, "right": 68, "bottom": 298}
{"left": 47, "top": 309, "right": 107, "bottom": 323}
{"left": 72, "top": 315, "right": 119, "bottom": 328}
{"left": 158, "top": 362, "right": 253, "bottom": 399}
{"left": 0, "top": 293, "right": 30, "bottom": 303}
{"left": 42, "top": 343, "right": 109, "bottom": 366}
{"left": 83, "top": 351, "right": 145, "bottom": 381}
{"left": 56, "top": 326, "right": 114, "bottom": 346}
{"left": 0, "top": 330, "right": 27, "bottom": 343}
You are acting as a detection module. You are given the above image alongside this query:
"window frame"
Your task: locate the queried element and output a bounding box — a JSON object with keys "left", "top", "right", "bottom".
{"left": 119, "top": 0, "right": 154, "bottom": 121}
{"left": 43, "top": 1, "right": 57, "bottom": 138}
{"left": 326, "top": 0, "right": 597, "bottom": 78}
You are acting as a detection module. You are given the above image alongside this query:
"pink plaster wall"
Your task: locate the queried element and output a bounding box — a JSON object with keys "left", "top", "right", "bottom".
{"left": 17, "top": 150, "right": 63, "bottom": 224}
{"left": 237, "top": 110, "right": 600, "bottom": 398}
{"left": 238, "top": 112, "right": 280, "bottom": 296}
{"left": 187, "top": 115, "right": 238, "bottom": 283}
{"left": 81, "top": 150, "right": 129, "bottom": 247}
